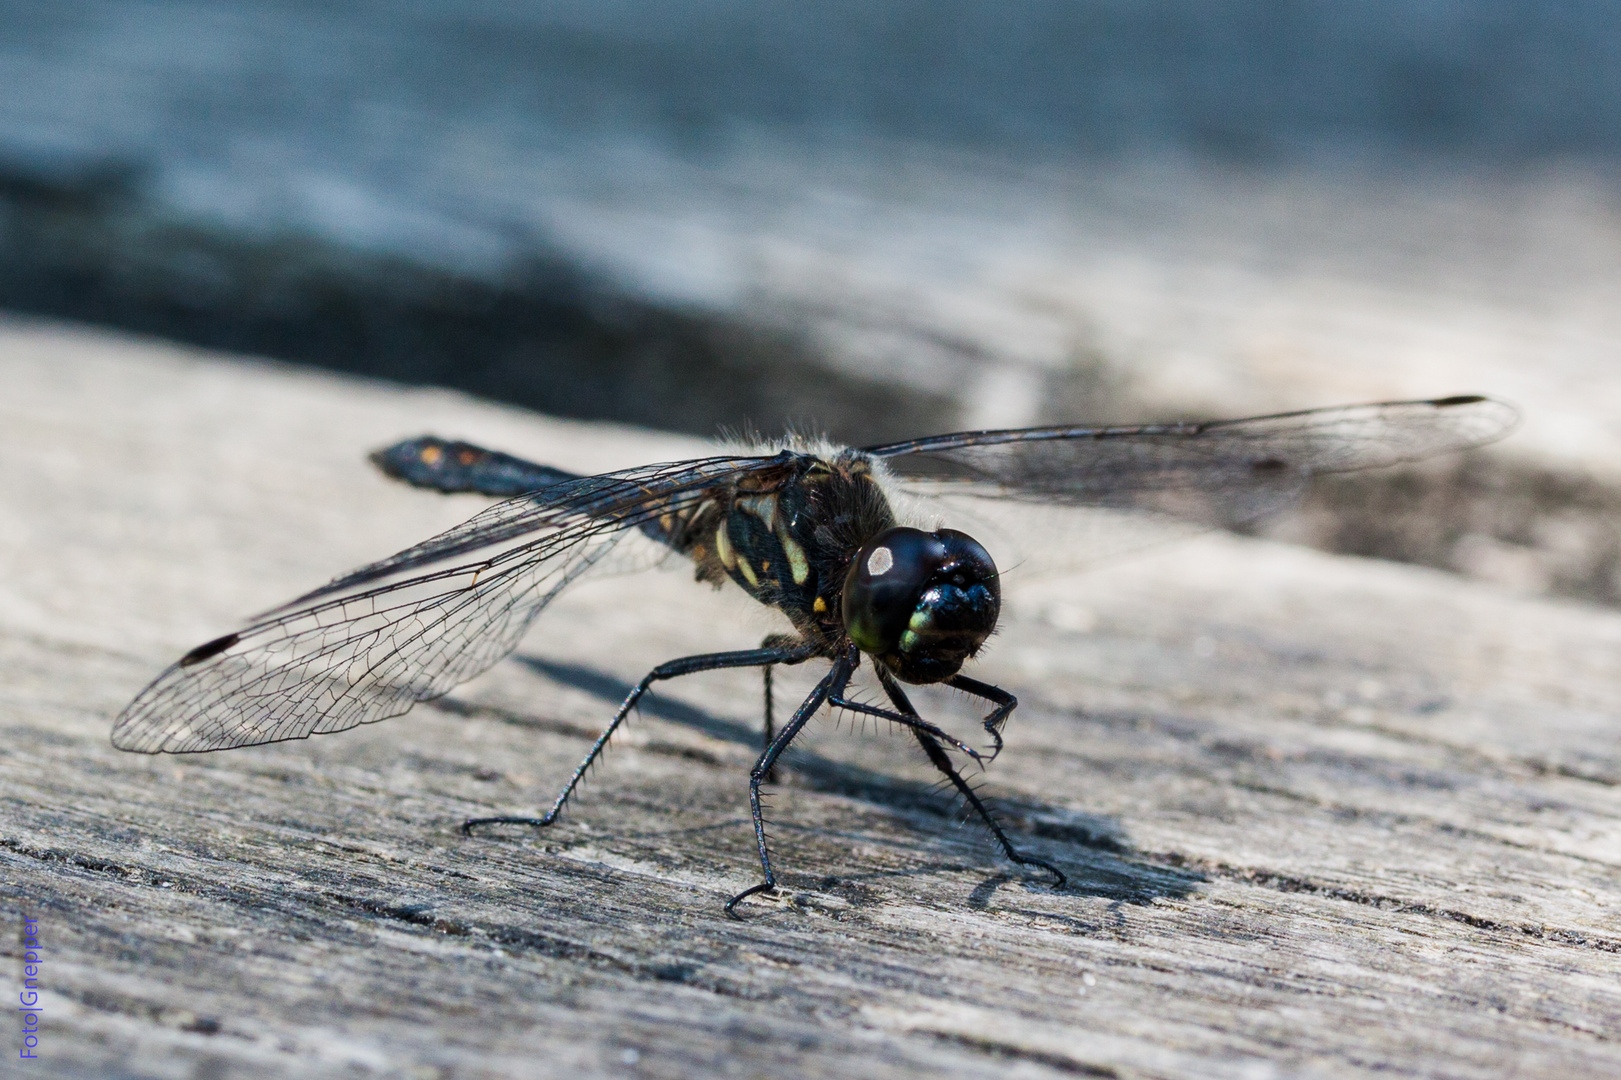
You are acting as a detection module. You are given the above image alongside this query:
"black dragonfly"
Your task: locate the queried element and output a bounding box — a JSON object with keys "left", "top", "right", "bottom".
{"left": 112, "top": 395, "right": 1516, "bottom": 913}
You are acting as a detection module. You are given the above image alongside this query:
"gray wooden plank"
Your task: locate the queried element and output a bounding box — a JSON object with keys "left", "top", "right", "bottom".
{"left": 3, "top": 318, "right": 1620, "bottom": 1079}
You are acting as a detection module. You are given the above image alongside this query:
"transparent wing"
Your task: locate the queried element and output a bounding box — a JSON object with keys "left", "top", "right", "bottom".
{"left": 890, "top": 494, "right": 1214, "bottom": 582}
{"left": 869, "top": 396, "right": 1517, "bottom": 524}
{"left": 112, "top": 454, "right": 774, "bottom": 753}
{"left": 869, "top": 396, "right": 1518, "bottom": 576}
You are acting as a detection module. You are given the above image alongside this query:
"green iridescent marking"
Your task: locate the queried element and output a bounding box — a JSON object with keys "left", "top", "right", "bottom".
{"left": 907, "top": 609, "right": 932, "bottom": 632}
{"left": 899, "top": 629, "right": 921, "bottom": 652}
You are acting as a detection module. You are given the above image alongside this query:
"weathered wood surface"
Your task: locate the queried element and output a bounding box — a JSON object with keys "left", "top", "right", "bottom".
{"left": 4, "top": 317, "right": 1621, "bottom": 1079}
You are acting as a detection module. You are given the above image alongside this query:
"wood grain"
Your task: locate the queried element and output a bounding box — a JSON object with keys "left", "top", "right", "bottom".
{"left": 4, "top": 318, "right": 1620, "bottom": 1079}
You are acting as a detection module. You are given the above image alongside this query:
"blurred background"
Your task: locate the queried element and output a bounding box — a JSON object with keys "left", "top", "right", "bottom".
{"left": 2, "top": 0, "right": 1619, "bottom": 601}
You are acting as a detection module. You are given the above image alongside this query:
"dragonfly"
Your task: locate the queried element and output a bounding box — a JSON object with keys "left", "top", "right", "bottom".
{"left": 112, "top": 395, "right": 1516, "bottom": 913}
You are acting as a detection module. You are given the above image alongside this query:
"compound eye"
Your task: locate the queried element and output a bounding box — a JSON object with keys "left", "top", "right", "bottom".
{"left": 890, "top": 530, "right": 1000, "bottom": 683}
{"left": 841, "top": 528, "right": 944, "bottom": 657}
{"left": 841, "top": 527, "right": 1001, "bottom": 683}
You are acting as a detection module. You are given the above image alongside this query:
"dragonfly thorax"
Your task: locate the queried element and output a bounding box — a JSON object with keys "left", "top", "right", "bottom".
{"left": 841, "top": 526, "right": 1001, "bottom": 684}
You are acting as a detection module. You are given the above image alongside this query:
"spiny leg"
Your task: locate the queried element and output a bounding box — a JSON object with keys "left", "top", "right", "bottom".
{"left": 878, "top": 668, "right": 1064, "bottom": 888}
{"left": 758, "top": 633, "right": 806, "bottom": 782}
{"left": 464, "top": 641, "right": 816, "bottom": 835}
{"left": 946, "top": 673, "right": 1017, "bottom": 762}
{"left": 827, "top": 689, "right": 985, "bottom": 762}
{"left": 727, "top": 646, "right": 856, "bottom": 916}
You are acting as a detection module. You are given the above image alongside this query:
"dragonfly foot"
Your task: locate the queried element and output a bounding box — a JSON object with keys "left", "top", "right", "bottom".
{"left": 724, "top": 881, "right": 777, "bottom": 918}
{"left": 1013, "top": 854, "right": 1066, "bottom": 889}
{"left": 461, "top": 815, "right": 556, "bottom": 836}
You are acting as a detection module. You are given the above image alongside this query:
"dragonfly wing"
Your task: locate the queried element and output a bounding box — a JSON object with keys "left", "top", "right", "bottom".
{"left": 870, "top": 396, "right": 1518, "bottom": 577}
{"left": 869, "top": 396, "right": 1518, "bottom": 527}
{"left": 112, "top": 454, "right": 772, "bottom": 753}
{"left": 889, "top": 490, "right": 1213, "bottom": 580}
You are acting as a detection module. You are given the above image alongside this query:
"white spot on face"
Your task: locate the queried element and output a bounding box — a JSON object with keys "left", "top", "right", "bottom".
{"left": 867, "top": 546, "right": 894, "bottom": 576}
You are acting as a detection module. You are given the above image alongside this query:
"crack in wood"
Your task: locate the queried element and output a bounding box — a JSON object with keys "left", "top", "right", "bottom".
{"left": 1161, "top": 853, "right": 1621, "bottom": 955}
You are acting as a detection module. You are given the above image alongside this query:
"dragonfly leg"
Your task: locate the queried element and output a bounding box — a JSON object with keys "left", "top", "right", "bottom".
{"left": 464, "top": 641, "right": 817, "bottom": 836}
{"left": 759, "top": 633, "right": 807, "bottom": 780}
{"left": 727, "top": 646, "right": 854, "bottom": 917}
{"left": 945, "top": 673, "right": 1017, "bottom": 762}
{"left": 826, "top": 689, "right": 985, "bottom": 762}
{"left": 877, "top": 669, "right": 1064, "bottom": 889}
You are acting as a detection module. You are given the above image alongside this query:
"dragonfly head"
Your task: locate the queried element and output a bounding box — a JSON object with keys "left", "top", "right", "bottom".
{"left": 842, "top": 526, "right": 1000, "bottom": 684}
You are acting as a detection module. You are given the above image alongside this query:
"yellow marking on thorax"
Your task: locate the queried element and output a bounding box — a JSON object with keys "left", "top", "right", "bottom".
{"left": 736, "top": 494, "right": 778, "bottom": 523}
{"left": 742, "top": 491, "right": 811, "bottom": 586}
{"left": 715, "top": 524, "right": 737, "bottom": 570}
{"left": 737, "top": 554, "right": 760, "bottom": 588}
{"left": 779, "top": 529, "right": 810, "bottom": 584}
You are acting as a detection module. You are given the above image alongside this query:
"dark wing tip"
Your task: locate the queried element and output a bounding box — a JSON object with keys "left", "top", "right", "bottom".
{"left": 179, "top": 632, "right": 240, "bottom": 667}
{"left": 1431, "top": 394, "right": 1520, "bottom": 444}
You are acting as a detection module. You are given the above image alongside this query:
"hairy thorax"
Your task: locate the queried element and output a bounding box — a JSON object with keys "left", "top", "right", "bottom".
{"left": 653, "top": 451, "right": 896, "bottom": 650}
